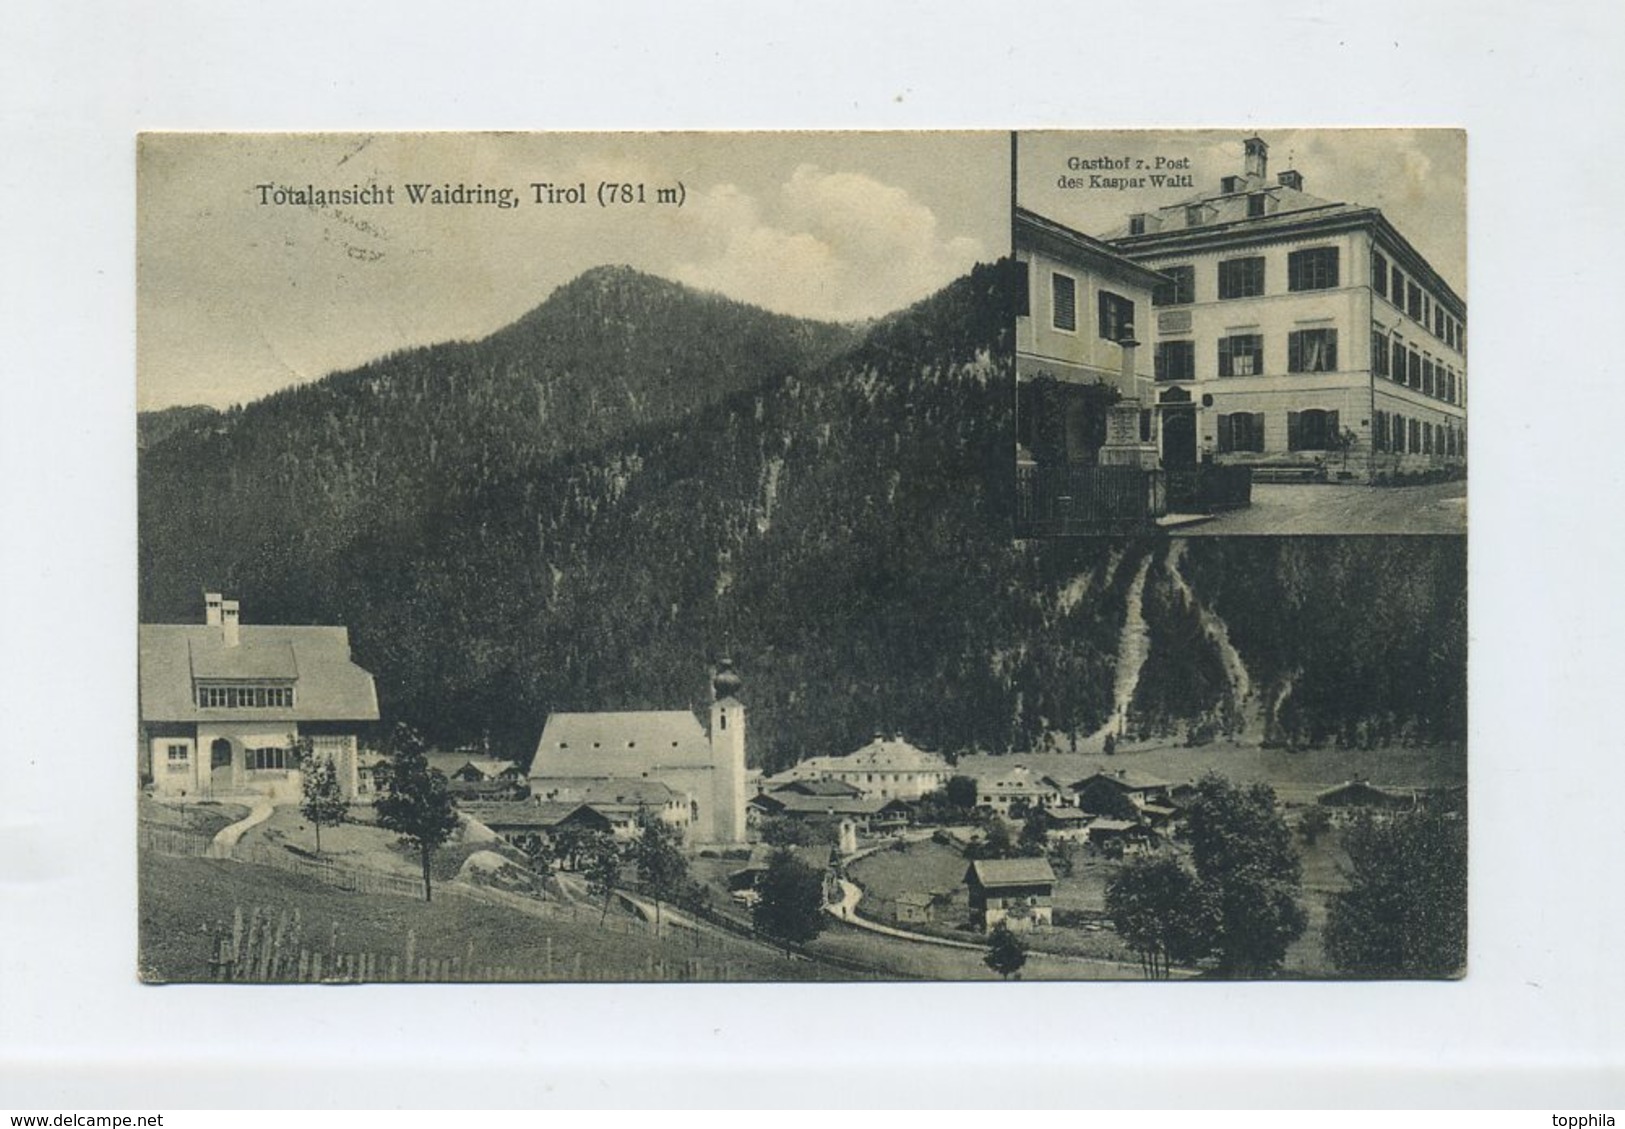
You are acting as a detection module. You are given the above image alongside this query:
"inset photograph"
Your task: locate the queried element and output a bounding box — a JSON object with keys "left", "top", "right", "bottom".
{"left": 1015, "top": 130, "right": 1465, "bottom": 536}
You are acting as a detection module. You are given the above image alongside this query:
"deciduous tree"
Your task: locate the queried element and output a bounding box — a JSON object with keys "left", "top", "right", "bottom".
{"left": 1184, "top": 773, "right": 1307, "bottom": 976}
{"left": 295, "top": 735, "right": 345, "bottom": 856}
{"left": 582, "top": 831, "right": 624, "bottom": 925}
{"left": 630, "top": 812, "right": 689, "bottom": 934}
{"left": 752, "top": 847, "right": 827, "bottom": 952}
{"left": 1325, "top": 810, "right": 1466, "bottom": 978}
{"left": 372, "top": 723, "right": 460, "bottom": 902}
{"left": 1105, "top": 856, "right": 1211, "bottom": 979}
{"left": 945, "top": 774, "right": 979, "bottom": 812}
{"left": 983, "top": 921, "right": 1029, "bottom": 980}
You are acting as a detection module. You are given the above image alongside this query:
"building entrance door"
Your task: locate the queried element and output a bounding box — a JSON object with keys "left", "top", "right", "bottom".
{"left": 1162, "top": 406, "right": 1197, "bottom": 468}
{"left": 210, "top": 737, "right": 234, "bottom": 795}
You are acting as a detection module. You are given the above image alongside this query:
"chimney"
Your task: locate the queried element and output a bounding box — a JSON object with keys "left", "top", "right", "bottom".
{"left": 1278, "top": 169, "right": 1303, "bottom": 191}
{"left": 222, "top": 598, "right": 240, "bottom": 647}
{"left": 204, "top": 592, "right": 223, "bottom": 626}
{"left": 1243, "top": 136, "right": 1268, "bottom": 180}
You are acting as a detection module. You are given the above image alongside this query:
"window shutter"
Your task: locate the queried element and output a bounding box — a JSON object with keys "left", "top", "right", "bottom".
{"left": 1287, "top": 411, "right": 1301, "bottom": 452}
{"left": 1217, "top": 413, "right": 1234, "bottom": 454}
{"left": 1252, "top": 413, "right": 1266, "bottom": 452}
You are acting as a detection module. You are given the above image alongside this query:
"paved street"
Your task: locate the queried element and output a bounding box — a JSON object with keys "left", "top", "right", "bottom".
{"left": 1179, "top": 479, "right": 1466, "bottom": 536}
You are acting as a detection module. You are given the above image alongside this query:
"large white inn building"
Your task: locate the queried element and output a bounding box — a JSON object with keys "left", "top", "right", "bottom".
{"left": 1097, "top": 135, "right": 1466, "bottom": 481}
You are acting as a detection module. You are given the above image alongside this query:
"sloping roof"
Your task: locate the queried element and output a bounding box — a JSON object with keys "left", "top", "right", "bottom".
{"left": 138, "top": 623, "right": 379, "bottom": 723}
{"left": 772, "top": 778, "right": 865, "bottom": 798}
{"left": 1016, "top": 206, "right": 1169, "bottom": 291}
{"left": 528, "top": 775, "right": 684, "bottom": 808}
{"left": 768, "top": 793, "right": 894, "bottom": 817}
{"left": 1316, "top": 780, "right": 1410, "bottom": 807}
{"left": 426, "top": 753, "right": 519, "bottom": 780}
{"left": 1074, "top": 769, "right": 1171, "bottom": 792}
{"left": 736, "top": 843, "right": 834, "bottom": 875}
{"left": 826, "top": 736, "right": 951, "bottom": 774}
{"left": 1087, "top": 819, "right": 1141, "bottom": 834}
{"left": 459, "top": 800, "right": 586, "bottom": 830}
{"left": 529, "top": 711, "right": 713, "bottom": 778}
{"left": 1040, "top": 807, "right": 1091, "bottom": 824}
{"left": 1099, "top": 177, "right": 1354, "bottom": 242}
{"left": 955, "top": 754, "right": 1098, "bottom": 789}
{"left": 966, "top": 858, "right": 1056, "bottom": 889}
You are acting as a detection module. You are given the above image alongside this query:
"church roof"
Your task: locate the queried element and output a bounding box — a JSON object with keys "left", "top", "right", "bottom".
{"left": 529, "top": 710, "right": 714, "bottom": 778}
{"left": 138, "top": 623, "right": 379, "bottom": 723}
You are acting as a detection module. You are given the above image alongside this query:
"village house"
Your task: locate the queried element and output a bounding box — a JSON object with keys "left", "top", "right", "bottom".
{"left": 727, "top": 844, "right": 840, "bottom": 905}
{"left": 746, "top": 791, "right": 914, "bottom": 838}
{"left": 1315, "top": 779, "right": 1417, "bottom": 813}
{"left": 1099, "top": 135, "right": 1466, "bottom": 483}
{"left": 526, "top": 661, "right": 749, "bottom": 846}
{"left": 1086, "top": 818, "right": 1158, "bottom": 857}
{"left": 426, "top": 752, "right": 528, "bottom": 800}
{"left": 138, "top": 592, "right": 379, "bottom": 802}
{"left": 970, "top": 764, "right": 1066, "bottom": 815}
{"left": 964, "top": 858, "right": 1057, "bottom": 933}
{"left": 457, "top": 799, "right": 613, "bottom": 857}
{"left": 525, "top": 777, "right": 693, "bottom": 839}
{"left": 1071, "top": 768, "right": 1173, "bottom": 812}
{"left": 765, "top": 734, "right": 951, "bottom": 801}
{"left": 1032, "top": 805, "right": 1094, "bottom": 841}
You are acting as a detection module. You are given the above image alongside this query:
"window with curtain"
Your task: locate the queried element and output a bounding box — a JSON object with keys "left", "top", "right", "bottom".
{"left": 1288, "top": 328, "right": 1338, "bottom": 373}
{"left": 1218, "top": 334, "right": 1264, "bottom": 377}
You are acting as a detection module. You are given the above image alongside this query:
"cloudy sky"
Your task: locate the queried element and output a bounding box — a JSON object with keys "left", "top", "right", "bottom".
{"left": 138, "top": 132, "right": 1009, "bottom": 410}
{"left": 1018, "top": 129, "right": 1466, "bottom": 298}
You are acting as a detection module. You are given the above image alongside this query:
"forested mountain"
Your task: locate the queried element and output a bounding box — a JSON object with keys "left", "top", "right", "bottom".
{"left": 138, "top": 266, "right": 858, "bottom": 615}
{"left": 139, "top": 263, "right": 1466, "bottom": 770}
{"left": 137, "top": 404, "right": 219, "bottom": 451}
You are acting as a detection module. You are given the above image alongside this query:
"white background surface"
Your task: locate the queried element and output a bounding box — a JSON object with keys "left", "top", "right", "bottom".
{"left": 2, "top": 0, "right": 1623, "bottom": 1109}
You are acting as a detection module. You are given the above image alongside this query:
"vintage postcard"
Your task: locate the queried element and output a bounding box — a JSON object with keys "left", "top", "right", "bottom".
{"left": 137, "top": 131, "right": 1465, "bottom": 984}
{"left": 1014, "top": 129, "right": 1466, "bottom": 537}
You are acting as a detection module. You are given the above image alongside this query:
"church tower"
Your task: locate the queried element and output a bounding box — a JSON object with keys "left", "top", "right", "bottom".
{"left": 708, "top": 658, "right": 748, "bottom": 845}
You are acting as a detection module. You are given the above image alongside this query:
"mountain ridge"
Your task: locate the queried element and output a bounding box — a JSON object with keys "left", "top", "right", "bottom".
{"left": 139, "top": 261, "right": 1465, "bottom": 770}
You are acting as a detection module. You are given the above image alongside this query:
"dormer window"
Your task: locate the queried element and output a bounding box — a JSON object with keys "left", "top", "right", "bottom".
{"left": 1247, "top": 193, "right": 1266, "bottom": 218}
{"left": 1129, "top": 214, "right": 1146, "bottom": 235}
{"left": 1185, "top": 204, "right": 1204, "bottom": 227}
{"left": 195, "top": 683, "right": 294, "bottom": 708}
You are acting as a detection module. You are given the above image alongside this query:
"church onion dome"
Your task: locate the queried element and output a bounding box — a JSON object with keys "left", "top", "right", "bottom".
{"left": 713, "top": 658, "right": 744, "bottom": 701}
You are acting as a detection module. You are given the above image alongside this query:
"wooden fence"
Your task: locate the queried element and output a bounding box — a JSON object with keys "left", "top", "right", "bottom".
{"left": 139, "top": 823, "right": 214, "bottom": 858}
{"left": 206, "top": 902, "right": 751, "bottom": 983}
{"left": 233, "top": 841, "right": 429, "bottom": 899}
